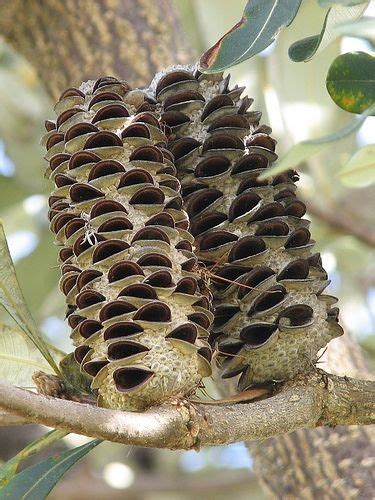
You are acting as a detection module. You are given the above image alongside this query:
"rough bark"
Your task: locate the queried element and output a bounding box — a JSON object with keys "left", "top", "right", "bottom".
{"left": 249, "top": 334, "right": 375, "bottom": 499}
{"left": 0, "top": 0, "right": 191, "bottom": 100}
{"left": 1, "top": 1, "right": 374, "bottom": 497}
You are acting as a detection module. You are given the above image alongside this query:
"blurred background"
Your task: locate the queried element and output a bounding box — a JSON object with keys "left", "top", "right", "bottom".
{"left": 0, "top": 1, "right": 374, "bottom": 498}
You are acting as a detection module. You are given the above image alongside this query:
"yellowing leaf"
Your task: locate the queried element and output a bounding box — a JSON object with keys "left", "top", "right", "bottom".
{"left": 339, "top": 144, "right": 375, "bottom": 187}
{"left": 0, "top": 221, "right": 61, "bottom": 375}
{"left": 0, "top": 324, "right": 64, "bottom": 387}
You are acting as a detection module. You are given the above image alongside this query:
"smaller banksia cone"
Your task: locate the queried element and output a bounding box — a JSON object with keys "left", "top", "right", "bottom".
{"left": 43, "top": 76, "right": 212, "bottom": 411}
{"left": 151, "top": 66, "right": 343, "bottom": 389}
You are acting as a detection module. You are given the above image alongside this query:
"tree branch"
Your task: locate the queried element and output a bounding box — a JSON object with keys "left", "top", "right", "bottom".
{"left": 306, "top": 200, "right": 375, "bottom": 247}
{"left": 0, "top": 410, "right": 29, "bottom": 426}
{"left": 0, "top": 371, "right": 374, "bottom": 449}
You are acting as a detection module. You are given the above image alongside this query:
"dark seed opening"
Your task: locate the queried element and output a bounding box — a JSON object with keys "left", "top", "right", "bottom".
{"left": 68, "top": 151, "right": 100, "bottom": 170}
{"left": 76, "top": 290, "right": 105, "bottom": 309}
{"left": 46, "top": 133, "right": 63, "bottom": 150}
{"left": 285, "top": 228, "right": 311, "bottom": 248}
{"left": 156, "top": 70, "right": 195, "bottom": 96}
{"left": 144, "top": 270, "right": 173, "bottom": 288}
{"left": 175, "top": 277, "right": 198, "bottom": 295}
{"left": 132, "top": 227, "right": 169, "bottom": 244}
{"left": 65, "top": 123, "right": 98, "bottom": 143}
{"left": 237, "top": 266, "right": 275, "bottom": 300}
{"left": 255, "top": 221, "right": 289, "bottom": 237}
{"left": 198, "top": 231, "right": 237, "bottom": 251}
{"left": 249, "top": 286, "right": 286, "bottom": 314}
{"left": 165, "top": 89, "right": 204, "bottom": 108}
{"left": 90, "top": 200, "right": 127, "bottom": 219}
{"left": 278, "top": 304, "right": 313, "bottom": 327}
{"left": 228, "top": 192, "right": 261, "bottom": 221}
{"left": 211, "top": 264, "right": 249, "bottom": 290}
{"left": 93, "top": 104, "right": 129, "bottom": 123}
{"left": 118, "top": 169, "right": 153, "bottom": 188}
{"left": 213, "top": 306, "right": 240, "bottom": 329}
{"left": 134, "top": 302, "right": 171, "bottom": 322}
{"left": 74, "top": 345, "right": 91, "bottom": 364}
{"left": 186, "top": 189, "right": 222, "bottom": 218}
{"left": 250, "top": 202, "right": 285, "bottom": 222}
{"left": 103, "top": 321, "right": 144, "bottom": 341}
{"left": 88, "top": 160, "right": 124, "bottom": 181}
{"left": 232, "top": 154, "right": 268, "bottom": 175}
{"left": 88, "top": 91, "right": 122, "bottom": 109}
{"left": 129, "top": 187, "right": 165, "bottom": 205}
{"left": 61, "top": 274, "right": 78, "bottom": 295}
{"left": 57, "top": 108, "right": 82, "bottom": 128}
{"left": 79, "top": 319, "right": 102, "bottom": 339}
{"left": 188, "top": 312, "right": 210, "bottom": 329}
{"left": 54, "top": 174, "right": 76, "bottom": 188}
{"left": 167, "top": 323, "right": 197, "bottom": 343}
{"left": 146, "top": 212, "right": 174, "bottom": 228}
{"left": 92, "top": 240, "right": 130, "bottom": 263}
{"left": 118, "top": 283, "right": 158, "bottom": 300}
{"left": 202, "top": 134, "right": 244, "bottom": 152}
{"left": 198, "top": 346, "right": 212, "bottom": 362}
{"left": 137, "top": 253, "right": 172, "bottom": 268}
{"left": 228, "top": 236, "right": 266, "bottom": 262}
{"left": 122, "top": 123, "right": 150, "bottom": 139}
{"left": 277, "top": 259, "right": 309, "bottom": 280}
{"left": 130, "top": 145, "right": 164, "bottom": 163}
{"left": 70, "top": 184, "right": 104, "bottom": 203}
{"left": 84, "top": 131, "right": 122, "bottom": 149}
{"left": 169, "top": 137, "right": 200, "bottom": 160}
{"left": 50, "top": 153, "right": 70, "bottom": 171}
{"left": 99, "top": 300, "right": 137, "bottom": 322}
{"left": 108, "top": 261, "right": 144, "bottom": 283}
{"left": 201, "top": 94, "right": 233, "bottom": 121}
{"left": 98, "top": 217, "right": 133, "bottom": 233}
{"left": 113, "top": 367, "right": 154, "bottom": 392}
{"left": 76, "top": 269, "right": 103, "bottom": 291}
{"left": 240, "top": 323, "right": 277, "bottom": 346}
{"left": 83, "top": 360, "right": 109, "bottom": 377}
{"left": 107, "top": 340, "right": 149, "bottom": 361}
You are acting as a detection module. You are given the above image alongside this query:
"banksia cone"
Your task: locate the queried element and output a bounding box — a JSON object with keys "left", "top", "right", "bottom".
{"left": 152, "top": 67, "right": 344, "bottom": 390}
{"left": 42, "top": 76, "right": 212, "bottom": 411}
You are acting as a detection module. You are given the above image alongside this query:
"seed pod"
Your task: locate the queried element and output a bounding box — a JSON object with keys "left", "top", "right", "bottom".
{"left": 43, "top": 76, "right": 212, "bottom": 411}
{"left": 153, "top": 67, "right": 343, "bottom": 390}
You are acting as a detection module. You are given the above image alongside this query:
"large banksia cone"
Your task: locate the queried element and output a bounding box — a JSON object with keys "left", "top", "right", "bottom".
{"left": 42, "top": 76, "right": 212, "bottom": 411}
{"left": 152, "top": 67, "right": 344, "bottom": 390}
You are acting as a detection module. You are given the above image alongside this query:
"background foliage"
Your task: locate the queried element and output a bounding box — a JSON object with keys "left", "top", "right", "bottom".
{"left": 0, "top": 0, "right": 373, "bottom": 498}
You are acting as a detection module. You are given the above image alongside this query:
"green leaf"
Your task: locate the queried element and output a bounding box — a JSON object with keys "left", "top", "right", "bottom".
{"left": 0, "top": 324, "right": 64, "bottom": 387}
{"left": 0, "top": 430, "right": 67, "bottom": 487}
{"left": 199, "top": 0, "right": 302, "bottom": 73}
{"left": 319, "top": 0, "right": 368, "bottom": 6}
{"left": 0, "top": 439, "right": 101, "bottom": 499}
{"left": 289, "top": 2, "right": 368, "bottom": 62}
{"left": 259, "top": 103, "right": 375, "bottom": 179}
{"left": 326, "top": 51, "right": 375, "bottom": 114}
{"left": 338, "top": 144, "right": 375, "bottom": 187}
{"left": 0, "top": 221, "right": 61, "bottom": 376}
{"left": 334, "top": 16, "right": 375, "bottom": 42}
{"left": 59, "top": 353, "right": 93, "bottom": 394}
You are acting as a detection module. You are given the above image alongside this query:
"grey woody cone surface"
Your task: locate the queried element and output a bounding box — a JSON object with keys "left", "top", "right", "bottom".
{"left": 152, "top": 67, "right": 343, "bottom": 390}
{"left": 43, "top": 76, "right": 212, "bottom": 411}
